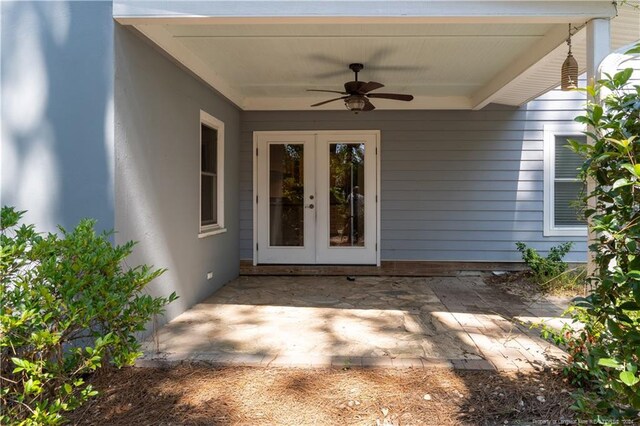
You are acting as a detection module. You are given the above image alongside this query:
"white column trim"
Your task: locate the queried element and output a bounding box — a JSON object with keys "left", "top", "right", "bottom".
{"left": 585, "top": 18, "right": 610, "bottom": 271}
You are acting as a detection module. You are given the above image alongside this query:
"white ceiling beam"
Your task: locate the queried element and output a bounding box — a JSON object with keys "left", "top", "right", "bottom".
{"left": 486, "top": 6, "right": 639, "bottom": 107}
{"left": 243, "top": 96, "right": 473, "bottom": 111}
{"left": 115, "top": 1, "right": 616, "bottom": 25}
{"left": 471, "top": 23, "right": 572, "bottom": 110}
{"left": 134, "top": 24, "right": 246, "bottom": 109}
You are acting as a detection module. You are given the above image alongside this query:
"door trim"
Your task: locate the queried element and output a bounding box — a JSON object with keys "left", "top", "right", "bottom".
{"left": 252, "top": 130, "right": 381, "bottom": 266}
{"left": 254, "top": 133, "right": 317, "bottom": 264}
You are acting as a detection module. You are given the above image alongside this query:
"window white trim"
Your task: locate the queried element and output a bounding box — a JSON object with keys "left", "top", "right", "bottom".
{"left": 198, "top": 227, "right": 227, "bottom": 238}
{"left": 199, "top": 110, "right": 225, "bottom": 237}
{"left": 543, "top": 124, "right": 587, "bottom": 237}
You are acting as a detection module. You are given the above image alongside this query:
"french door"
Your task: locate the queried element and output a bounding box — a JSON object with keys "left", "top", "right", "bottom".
{"left": 254, "top": 131, "right": 379, "bottom": 265}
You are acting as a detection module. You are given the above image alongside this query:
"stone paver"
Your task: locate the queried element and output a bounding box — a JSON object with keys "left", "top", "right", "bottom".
{"left": 138, "top": 276, "right": 569, "bottom": 371}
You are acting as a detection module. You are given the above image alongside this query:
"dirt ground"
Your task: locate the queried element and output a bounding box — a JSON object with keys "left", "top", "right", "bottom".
{"left": 483, "top": 270, "right": 585, "bottom": 300}
{"left": 69, "top": 365, "right": 575, "bottom": 425}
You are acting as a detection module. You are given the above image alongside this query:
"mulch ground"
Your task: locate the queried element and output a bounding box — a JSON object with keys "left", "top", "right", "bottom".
{"left": 69, "top": 365, "right": 576, "bottom": 425}
{"left": 484, "top": 271, "right": 545, "bottom": 300}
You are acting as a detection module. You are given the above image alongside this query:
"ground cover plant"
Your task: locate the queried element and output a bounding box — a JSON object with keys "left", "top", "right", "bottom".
{"left": 545, "top": 62, "right": 640, "bottom": 420}
{"left": 516, "top": 242, "right": 574, "bottom": 281}
{"left": 0, "top": 207, "right": 176, "bottom": 425}
{"left": 514, "top": 242, "right": 586, "bottom": 296}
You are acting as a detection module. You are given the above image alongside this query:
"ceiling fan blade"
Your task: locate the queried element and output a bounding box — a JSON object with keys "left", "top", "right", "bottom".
{"left": 344, "top": 81, "right": 359, "bottom": 93}
{"left": 307, "top": 54, "right": 346, "bottom": 67}
{"left": 365, "top": 65, "right": 423, "bottom": 73}
{"left": 307, "top": 89, "right": 347, "bottom": 95}
{"left": 358, "top": 81, "right": 384, "bottom": 94}
{"left": 310, "top": 96, "right": 348, "bottom": 107}
{"left": 362, "top": 99, "right": 376, "bottom": 111}
{"left": 367, "top": 93, "right": 414, "bottom": 101}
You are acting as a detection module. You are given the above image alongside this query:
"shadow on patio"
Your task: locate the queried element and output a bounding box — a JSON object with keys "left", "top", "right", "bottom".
{"left": 139, "top": 275, "right": 571, "bottom": 371}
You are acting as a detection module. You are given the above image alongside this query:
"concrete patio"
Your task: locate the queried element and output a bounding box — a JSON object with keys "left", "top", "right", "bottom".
{"left": 139, "top": 275, "right": 570, "bottom": 371}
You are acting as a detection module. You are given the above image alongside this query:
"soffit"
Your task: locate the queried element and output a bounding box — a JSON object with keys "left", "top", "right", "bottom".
{"left": 172, "top": 23, "right": 552, "bottom": 97}
{"left": 491, "top": 6, "right": 640, "bottom": 107}
{"left": 129, "top": 5, "right": 637, "bottom": 110}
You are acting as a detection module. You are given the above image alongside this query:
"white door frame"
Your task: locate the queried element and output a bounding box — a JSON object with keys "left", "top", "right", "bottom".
{"left": 253, "top": 130, "right": 381, "bottom": 266}
{"left": 254, "top": 133, "right": 317, "bottom": 264}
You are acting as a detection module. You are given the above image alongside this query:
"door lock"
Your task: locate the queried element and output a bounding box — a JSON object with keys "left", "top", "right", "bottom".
{"left": 305, "top": 204, "right": 315, "bottom": 209}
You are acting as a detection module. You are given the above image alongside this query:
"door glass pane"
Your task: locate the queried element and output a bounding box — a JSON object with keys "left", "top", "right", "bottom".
{"left": 269, "top": 144, "right": 304, "bottom": 246}
{"left": 329, "top": 143, "right": 365, "bottom": 247}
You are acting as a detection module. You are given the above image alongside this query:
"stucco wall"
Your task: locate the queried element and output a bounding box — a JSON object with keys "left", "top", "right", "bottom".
{"left": 114, "top": 25, "right": 241, "bottom": 325}
{"left": 240, "top": 89, "right": 590, "bottom": 263}
{"left": 1, "top": 1, "right": 114, "bottom": 232}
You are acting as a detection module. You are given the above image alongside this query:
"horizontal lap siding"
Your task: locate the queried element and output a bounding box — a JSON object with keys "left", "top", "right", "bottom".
{"left": 239, "top": 89, "right": 588, "bottom": 262}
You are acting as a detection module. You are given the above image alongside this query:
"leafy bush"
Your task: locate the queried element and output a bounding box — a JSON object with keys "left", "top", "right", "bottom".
{"left": 516, "top": 241, "right": 573, "bottom": 279}
{"left": 0, "top": 207, "right": 177, "bottom": 425}
{"left": 543, "top": 64, "right": 640, "bottom": 420}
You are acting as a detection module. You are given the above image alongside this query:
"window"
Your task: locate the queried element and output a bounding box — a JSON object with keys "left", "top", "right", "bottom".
{"left": 543, "top": 125, "right": 587, "bottom": 236}
{"left": 199, "top": 111, "right": 224, "bottom": 236}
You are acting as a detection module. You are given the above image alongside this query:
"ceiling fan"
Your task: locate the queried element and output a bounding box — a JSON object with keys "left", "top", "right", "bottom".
{"left": 307, "top": 63, "right": 414, "bottom": 112}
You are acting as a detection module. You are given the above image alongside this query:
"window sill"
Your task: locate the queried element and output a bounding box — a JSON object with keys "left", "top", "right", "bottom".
{"left": 198, "top": 227, "right": 227, "bottom": 238}
{"left": 543, "top": 227, "right": 588, "bottom": 237}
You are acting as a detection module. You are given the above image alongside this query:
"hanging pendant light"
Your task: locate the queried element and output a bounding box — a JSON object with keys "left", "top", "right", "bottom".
{"left": 561, "top": 24, "right": 579, "bottom": 91}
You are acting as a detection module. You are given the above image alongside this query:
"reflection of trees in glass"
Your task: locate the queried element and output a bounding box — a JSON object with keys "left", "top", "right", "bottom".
{"left": 281, "top": 144, "right": 304, "bottom": 204}
{"left": 329, "top": 144, "right": 365, "bottom": 246}
{"left": 330, "top": 143, "right": 364, "bottom": 196}
{"left": 271, "top": 144, "right": 304, "bottom": 246}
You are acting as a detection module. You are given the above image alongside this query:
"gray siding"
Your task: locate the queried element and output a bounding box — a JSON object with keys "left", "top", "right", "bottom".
{"left": 239, "top": 90, "right": 589, "bottom": 262}
{"left": 620, "top": 57, "right": 640, "bottom": 86}
{"left": 1, "top": 1, "right": 114, "bottom": 232}
{"left": 115, "top": 25, "right": 241, "bottom": 325}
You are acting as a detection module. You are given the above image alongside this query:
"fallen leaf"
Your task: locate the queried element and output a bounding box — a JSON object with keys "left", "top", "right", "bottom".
{"left": 537, "top": 395, "right": 546, "bottom": 402}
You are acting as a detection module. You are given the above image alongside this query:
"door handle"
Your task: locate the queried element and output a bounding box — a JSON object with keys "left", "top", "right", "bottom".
{"left": 305, "top": 204, "right": 315, "bottom": 209}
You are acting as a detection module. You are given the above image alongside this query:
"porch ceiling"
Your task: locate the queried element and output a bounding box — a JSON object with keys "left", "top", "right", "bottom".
{"left": 127, "top": 4, "right": 638, "bottom": 111}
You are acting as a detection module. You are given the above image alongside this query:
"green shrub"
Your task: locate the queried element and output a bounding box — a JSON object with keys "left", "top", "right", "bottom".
{"left": 516, "top": 241, "right": 573, "bottom": 279}
{"left": 0, "top": 207, "right": 177, "bottom": 425}
{"left": 542, "top": 64, "right": 640, "bottom": 420}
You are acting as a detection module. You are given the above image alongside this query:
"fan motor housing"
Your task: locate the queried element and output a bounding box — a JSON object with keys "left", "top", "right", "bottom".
{"left": 349, "top": 63, "right": 364, "bottom": 73}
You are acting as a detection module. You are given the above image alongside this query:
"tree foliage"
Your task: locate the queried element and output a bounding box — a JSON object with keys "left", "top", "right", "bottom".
{"left": 555, "top": 63, "right": 640, "bottom": 419}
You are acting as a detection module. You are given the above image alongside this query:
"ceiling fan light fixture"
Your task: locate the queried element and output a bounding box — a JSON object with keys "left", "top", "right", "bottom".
{"left": 308, "top": 63, "right": 413, "bottom": 111}
{"left": 345, "top": 96, "right": 366, "bottom": 112}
